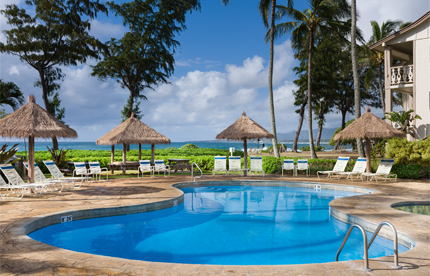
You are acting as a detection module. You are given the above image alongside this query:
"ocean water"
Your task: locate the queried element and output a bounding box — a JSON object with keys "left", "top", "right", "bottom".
{"left": 2, "top": 140, "right": 335, "bottom": 152}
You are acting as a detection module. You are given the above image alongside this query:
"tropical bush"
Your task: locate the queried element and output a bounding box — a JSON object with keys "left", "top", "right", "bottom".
{"left": 299, "top": 145, "right": 325, "bottom": 152}
{"left": 0, "top": 143, "right": 19, "bottom": 164}
{"left": 180, "top": 143, "right": 199, "bottom": 150}
{"left": 385, "top": 137, "right": 430, "bottom": 166}
{"left": 391, "top": 164, "right": 429, "bottom": 179}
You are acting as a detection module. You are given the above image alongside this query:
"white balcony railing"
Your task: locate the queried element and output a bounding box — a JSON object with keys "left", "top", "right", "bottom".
{"left": 391, "top": 65, "right": 413, "bottom": 86}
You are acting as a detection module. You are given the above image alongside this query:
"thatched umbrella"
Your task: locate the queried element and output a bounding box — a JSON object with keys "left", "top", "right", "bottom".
{"left": 0, "top": 95, "right": 77, "bottom": 182}
{"left": 96, "top": 114, "right": 170, "bottom": 173}
{"left": 335, "top": 107, "right": 404, "bottom": 173}
{"left": 216, "top": 111, "right": 274, "bottom": 176}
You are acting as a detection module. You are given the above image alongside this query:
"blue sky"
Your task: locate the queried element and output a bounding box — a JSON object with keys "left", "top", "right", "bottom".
{"left": 1, "top": 0, "right": 429, "bottom": 142}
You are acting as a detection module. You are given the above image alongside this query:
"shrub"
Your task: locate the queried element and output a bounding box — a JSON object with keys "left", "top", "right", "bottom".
{"left": 391, "top": 164, "right": 429, "bottom": 179}
{"left": 299, "top": 145, "right": 325, "bottom": 152}
{"left": 385, "top": 137, "right": 430, "bottom": 166}
{"left": 262, "top": 156, "right": 281, "bottom": 174}
{"left": 180, "top": 144, "right": 199, "bottom": 150}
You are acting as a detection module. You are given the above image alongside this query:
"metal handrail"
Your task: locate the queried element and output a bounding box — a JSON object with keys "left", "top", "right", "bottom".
{"left": 335, "top": 224, "right": 372, "bottom": 271}
{"left": 191, "top": 162, "right": 203, "bottom": 182}
{"left": 368, "top": 221, "right": 401, "bottom": 269}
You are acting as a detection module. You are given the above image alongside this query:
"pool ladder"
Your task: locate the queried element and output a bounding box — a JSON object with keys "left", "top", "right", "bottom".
{"left": 191, "top": 162, "right": 203, "bottom": 182}
{"left": 335, "top": 221, "right": 401, "bottom": 271}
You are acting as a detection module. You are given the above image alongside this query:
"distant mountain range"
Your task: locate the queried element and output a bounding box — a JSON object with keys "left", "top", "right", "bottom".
{"left": 277, "top": 127, "right": 338, "bottom": 142}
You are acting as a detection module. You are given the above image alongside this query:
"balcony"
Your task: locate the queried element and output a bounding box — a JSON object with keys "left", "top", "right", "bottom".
{"left": 390, "top": 65, "right": 413, "bottom": 89}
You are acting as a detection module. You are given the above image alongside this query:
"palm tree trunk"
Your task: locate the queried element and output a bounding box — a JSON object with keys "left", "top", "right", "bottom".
{"left": 316, "top": 125, "right": 322, "bottom": 147}
{"left": 307, "top": 30, "right": 317, "bottom": 159}
{"left": 293, "top": 91, "right": 307, "bottom": 152}
{"left": 38, "top": 68, "right": 58, "bottom": 150}
{"left": 351, "top": 0, "right": 364, "bottom": 157}
{"left": 378, "top": 63, "right": 385, "bottom": 114}
{"left": 334, "top": 109, "right": 348, "bottom": 150}
{"left": 268, "top": 0, "right": 280, "bottom": 158}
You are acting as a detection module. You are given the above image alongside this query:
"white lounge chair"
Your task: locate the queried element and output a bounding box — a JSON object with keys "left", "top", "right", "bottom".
{"left": 24, "top": 162, "right": 65, "bottom": 192}
{"left": 296, "top": 159, "right": 309, "bottom": 176}
{"left": 317, "top": 156, "right": 350, "bottom": 178}
{"left": 153, "top": 160, "right": 170, "bottom": 177}
{"left": 138, "top": 160, "right": 153, "bottom": 178}
{"left": 361, "top": 158, "right": 397, "bottom": 182}
{"left": 282, "top": 159, "right": 295, "bottom": 176}
{"left": 250, "top": 156, "right": 264, "bottom": 177}
{"left": 0, "top": 173, "right": 28, "bottom": 199}
{"left": 43, "top": 160, "right": 89, "bottom": 188}
{"left": 228, "top": 156, "right": 242, "bottom": 176}
{"left": 0, "top": 164, "right": 53, "bottom": 195}
{"left": 74, "top": 162, "right": 94, "bottom": 180}
{"left": 213, "top": 156, "right": 227, "bottom": 176}
{"left": 337, "top": 158, "right": 367, "bottom": 179}
{"left": 89, "top": 161, "right": 109, "bottom": 181}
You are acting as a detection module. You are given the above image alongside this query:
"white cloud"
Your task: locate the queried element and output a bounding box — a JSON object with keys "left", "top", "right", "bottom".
{"left": 89, "top": 19, "right": 126, "bottom": 41}
{"left": 357, "top": 0, "right": 430, "bottom": 41}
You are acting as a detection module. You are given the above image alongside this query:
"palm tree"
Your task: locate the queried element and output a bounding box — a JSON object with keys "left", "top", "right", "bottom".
{"left": 0, "top": 79, "right": 24, "bottom": 110}
{"left": 361, "top": 20, "right": 407, "bottom": 114}
{"left": 272, "top": 0, "right": 350, "bottom": 159}
{"left": 351, "top": 0, "right": 365, "bottom": 157}
{"left": 223, "top": 0, "right": 294, "bottom": 158}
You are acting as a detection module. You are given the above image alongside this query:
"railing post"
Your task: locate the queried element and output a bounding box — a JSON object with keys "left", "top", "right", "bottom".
{"left": 368, "top": 221, "right": 401, "bottom": 269}
{"left": 336, "top": 224, "right": 372, "bottom": 272}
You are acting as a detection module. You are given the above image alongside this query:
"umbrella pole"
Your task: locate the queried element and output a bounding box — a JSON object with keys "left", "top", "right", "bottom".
{"left": 366, "top": 138, "right": 371, "bottom": 173}
{"left": 28, "top": 136, "right": 34, "bottom": 183}
{"left": 151, "top": 144, "right": 155, "bottom": 165}
{"left": 122, "top": 143, "right": 127, "bottom": 175}
{"left": 111, "top": 145, "right": 115, "bottom": 174}
{"left": 243, "top": 139, "right": 248, "bottom": 176}
{"left": 139, "top": 143, "right": 142, "bottom": 160}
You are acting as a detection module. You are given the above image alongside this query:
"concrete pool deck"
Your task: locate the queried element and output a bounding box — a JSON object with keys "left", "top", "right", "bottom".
{"left": 0, "top": 175, "right": 429, "bottom": 275}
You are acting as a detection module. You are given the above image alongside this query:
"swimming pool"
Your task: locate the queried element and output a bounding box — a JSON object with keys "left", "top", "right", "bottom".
{"left": 29, "top": 185, "right": 408, "bottom": 265}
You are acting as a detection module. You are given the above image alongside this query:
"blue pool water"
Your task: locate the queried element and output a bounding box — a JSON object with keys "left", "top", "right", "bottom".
{"left": 29, "top": 185, "right": 408, "bottom": 265}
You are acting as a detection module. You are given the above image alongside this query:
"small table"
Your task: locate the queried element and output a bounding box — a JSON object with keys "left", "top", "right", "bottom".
{"left": 168, "top": 159, "right": 191, "bottom": 172}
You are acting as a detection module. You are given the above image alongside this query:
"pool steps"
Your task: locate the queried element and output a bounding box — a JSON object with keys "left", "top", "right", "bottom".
{"left": 336, "top": 221, "right": 401, "bottom": 271}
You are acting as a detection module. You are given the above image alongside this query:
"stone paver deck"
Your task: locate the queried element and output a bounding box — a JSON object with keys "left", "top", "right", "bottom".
{"left": 1, "top": 175, "right": 429, "bottom": 275}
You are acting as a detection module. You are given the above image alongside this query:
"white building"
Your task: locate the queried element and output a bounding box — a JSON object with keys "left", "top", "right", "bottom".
{"left": 370, "top": 11, "right": 430, "bottom": 140}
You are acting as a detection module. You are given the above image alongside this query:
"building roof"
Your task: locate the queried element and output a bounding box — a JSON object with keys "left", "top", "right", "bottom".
{"left": 369, "top": 11, "right": 430, "bottom": 53}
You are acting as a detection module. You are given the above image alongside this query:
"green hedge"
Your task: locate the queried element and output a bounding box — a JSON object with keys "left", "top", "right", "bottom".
{"left": 22, "top": 148, "right": 430, "bottom": 179}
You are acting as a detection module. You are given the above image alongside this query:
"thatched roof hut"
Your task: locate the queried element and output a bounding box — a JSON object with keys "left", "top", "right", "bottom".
{"left": 0, "top": 95, "right": 77, "bottom": 139}
{"left": 96, "top": 114, "right": 170, "bottom": 169}
{"left": 96, "top": 115, "right": 170, "bottom": 146}
{"left": 335, "top": 107, "right": 405, "bottom": 172}
{"left": 216, "top": 111, "right": 274, "bottom": 175}
{"left": 0, "top": 95, "right": 77, "bottom": 182}
{"left": 334, "top": 108, "right": 404, "bottom": 141}
{"left": 216, "top": 111, "right": 275, "bottom": 141}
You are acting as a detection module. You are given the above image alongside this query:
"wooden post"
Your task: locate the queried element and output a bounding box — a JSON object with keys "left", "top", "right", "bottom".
{"left": 151, "top": 144, "right": 155, "bottom": 165}
{"left": 28, "top": 136, "right": 34, "bottom": 183}
{"left": 366, "top": 138, "right": 371, "bottom": 173}
{"left": 243, "top": 139, "right": 248, "bottom": 176}
{"left": 122, "top": 143, "right": 127, "bottom": 175}
{"left": 139, "top": 143, "right": 142, "bottom": 160}
{"left": 111, "top": 145, "right": 115, "bottom": 174}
